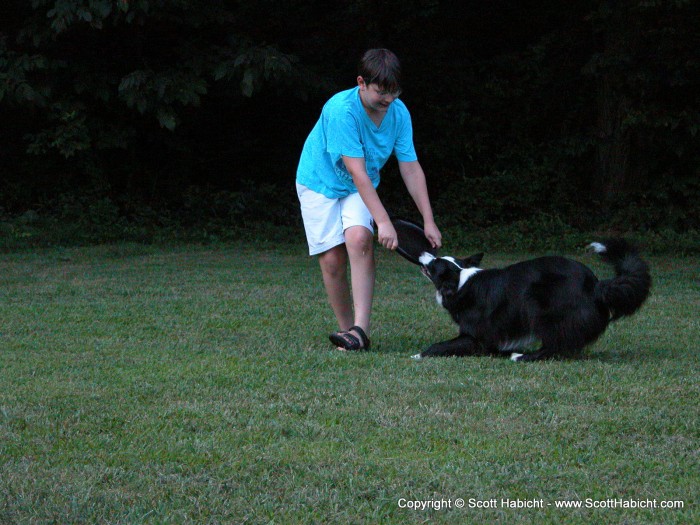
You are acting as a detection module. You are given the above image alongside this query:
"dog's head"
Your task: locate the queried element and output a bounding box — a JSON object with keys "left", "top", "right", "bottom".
{"left": 418, "top": 252, "right": 484, "bottom": 304}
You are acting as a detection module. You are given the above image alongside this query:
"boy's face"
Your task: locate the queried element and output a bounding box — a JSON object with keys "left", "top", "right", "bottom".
{"left": 357, "top": 77, "right": 401, "bottom": 114}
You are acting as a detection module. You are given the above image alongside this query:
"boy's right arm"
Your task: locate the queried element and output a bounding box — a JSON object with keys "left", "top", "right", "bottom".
{"left": 342, "top": 155, "right": 398, "bottom": 250}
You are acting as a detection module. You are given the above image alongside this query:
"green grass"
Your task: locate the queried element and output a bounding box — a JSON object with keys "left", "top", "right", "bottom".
{"left": 1, "top": 242, "right": 698, "bottom": 524}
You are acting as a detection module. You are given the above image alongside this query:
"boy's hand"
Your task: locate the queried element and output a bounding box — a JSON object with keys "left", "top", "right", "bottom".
{"left": 377, "top": 221, "right": 399, "bottom": 250}
{"left": 424, "top": 221, "right": 442, "bottom": 249}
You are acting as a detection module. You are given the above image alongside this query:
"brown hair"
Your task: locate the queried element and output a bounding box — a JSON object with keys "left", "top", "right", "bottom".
{"left": 358, "top": 49, "right": 401, "bottom": 93}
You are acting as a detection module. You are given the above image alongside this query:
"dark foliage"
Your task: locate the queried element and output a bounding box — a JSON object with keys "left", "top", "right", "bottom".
{"left": 1, "top": 0, "right": 699, "bottom": 245}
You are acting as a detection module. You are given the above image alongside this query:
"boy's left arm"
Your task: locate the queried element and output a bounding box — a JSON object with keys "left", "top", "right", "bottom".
{"left": 398, "top": 160, "right": 442, "bottom": 249}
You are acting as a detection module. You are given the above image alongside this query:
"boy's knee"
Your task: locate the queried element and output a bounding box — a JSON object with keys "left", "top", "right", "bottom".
{"left": 344, "top": 226, "right": 374, "bottom": 254}
{"left": 319, "top": 247, "right": 347, "bottom": 278}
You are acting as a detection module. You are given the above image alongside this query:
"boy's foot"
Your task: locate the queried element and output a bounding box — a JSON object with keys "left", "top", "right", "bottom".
{"left": 329, "top": 325, "right": 371, "bottom": 351}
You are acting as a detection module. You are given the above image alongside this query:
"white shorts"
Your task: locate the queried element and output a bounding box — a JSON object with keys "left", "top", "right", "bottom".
{"left": 296, "top": 183, "right": 374, "bottom": 256}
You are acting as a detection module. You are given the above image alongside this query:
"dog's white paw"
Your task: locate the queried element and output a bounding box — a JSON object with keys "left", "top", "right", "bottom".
{"left": 411, "top": 353, "right": 423, "bottom": 361}
{"left": 510, "top": 353, "right": 524, "bottom": 362}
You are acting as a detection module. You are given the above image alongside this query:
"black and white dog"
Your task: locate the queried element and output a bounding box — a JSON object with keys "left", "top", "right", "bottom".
{"left": 416, "top": 239, "right": 651, "bottom": 362}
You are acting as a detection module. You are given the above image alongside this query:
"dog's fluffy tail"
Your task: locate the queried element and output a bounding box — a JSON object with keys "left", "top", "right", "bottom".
{"left": 588, "top": 239, "right": 651, "bottom": 320}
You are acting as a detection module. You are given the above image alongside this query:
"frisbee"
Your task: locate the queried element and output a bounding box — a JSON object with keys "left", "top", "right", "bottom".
{"left": 391, "top": 217, "right": 438, "bottom": 265}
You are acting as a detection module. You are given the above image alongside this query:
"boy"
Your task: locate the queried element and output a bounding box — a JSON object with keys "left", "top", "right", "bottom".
{"left": 296, "top": 48, "right": 441, "bottom": 350}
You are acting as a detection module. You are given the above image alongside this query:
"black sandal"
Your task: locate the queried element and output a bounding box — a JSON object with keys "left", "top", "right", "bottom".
{"left": 329, "top": 325, "right": 371, "bottom": 351}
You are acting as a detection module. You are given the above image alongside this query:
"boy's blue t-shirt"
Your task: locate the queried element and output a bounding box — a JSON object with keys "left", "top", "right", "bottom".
{"left": 296, "top": 87, "right": 417, "bottom": 199}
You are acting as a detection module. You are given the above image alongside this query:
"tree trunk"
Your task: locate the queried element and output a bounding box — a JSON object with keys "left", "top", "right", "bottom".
{"left": 592, "top": 1, "right": 641, "bottom": 200}
{"left": 595, "top": 75, "right": 631, "bottom": 198}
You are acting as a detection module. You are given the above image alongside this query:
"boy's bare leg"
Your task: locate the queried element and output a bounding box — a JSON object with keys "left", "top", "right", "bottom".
{"left": 318, "top": 226, "right": 374, "bottom": 347}
{"left": 318, "top": 245, "right": 354, "bottom": 331}
{"left": 344, "top": 225, "right": 375, "bottom": 336}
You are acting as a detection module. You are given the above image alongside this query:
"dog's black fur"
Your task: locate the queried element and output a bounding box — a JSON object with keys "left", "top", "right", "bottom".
{"left": 416, "top": 239, "right": 651, "bottom": 362}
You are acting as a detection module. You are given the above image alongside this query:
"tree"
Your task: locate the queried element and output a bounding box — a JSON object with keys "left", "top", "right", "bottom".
{"left": 2, "top": 0, "right": 698, "bottom": 232}
{"left": 584, "top": 0, "right": 700, "bottom": 200}
{"left": 0, "top": 0, "right": 315, "bottom": 206}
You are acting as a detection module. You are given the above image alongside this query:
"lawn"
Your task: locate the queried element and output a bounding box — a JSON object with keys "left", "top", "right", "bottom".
{"left": 0, "top": 242, "right": 698, "bottom": 524}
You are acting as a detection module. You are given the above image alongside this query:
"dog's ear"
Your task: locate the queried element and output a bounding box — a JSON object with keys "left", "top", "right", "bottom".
{"left": 461, "top": 253, "right": 484, "bottom": 268}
